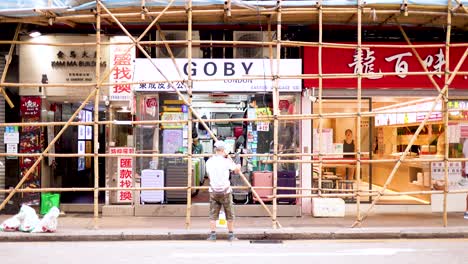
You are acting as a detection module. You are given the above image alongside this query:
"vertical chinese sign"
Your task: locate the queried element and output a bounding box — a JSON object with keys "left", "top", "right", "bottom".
{"left": 109, "top": 36, "right": 135, "bottom": 101}
{"left": 110, "top": 147, "right": 134, "bottom": 203}
{"left": 19, "top": 96, "right": 42, "bottom": 205}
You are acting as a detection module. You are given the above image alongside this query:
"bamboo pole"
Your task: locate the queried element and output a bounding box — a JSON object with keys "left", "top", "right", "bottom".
{"left": 98, "top": 1, "right": 282, "bottom": 228}
{"left": 442, "top": 0, "right": 452, "bottom": 227}
{"left": 351, "top": 48, "right": 468, "bottom": 227}
{"left": 271, "top": 0, "right": 282, "bottom": 229}
{"left": 93, "top": 0, "right": 102, "bottom": 229}
{"left": 48, "top": 6, "right": 468, "bottom": 22}
{"left": 1, "top": 39, "right": 465, "bottom": 49}
{"left": 355, "top": 0, "right": 363, "bottom": 225}
{"left": 396, "top": 21, "right": 445, "bottom": 99}
{"left": 0, "top": 69, "right": 461, "bottom": 88}
{"left": 316, "top": 0, "right": 324, "bottom": 201}
{"left": 0, "top": 23, "right": 20, "bottom": 108}
{"left": 0, "top": 89, "right": 97, "bottom": 211}
{"left": 3, "top": 185, "right": 468, "bottom": 197}
{"left": 185, "top": 0, "right": 193, "bottom": 230}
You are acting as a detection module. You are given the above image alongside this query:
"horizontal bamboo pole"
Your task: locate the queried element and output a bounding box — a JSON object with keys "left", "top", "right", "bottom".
{"left": 51, "top": 7, "right": 464, "bottom": 22}
{"left": 2, "top": 68, "right": 466, "bottom": 88}
{"left": 1, "top": 39, "right": 464, "bottom": 50}
{"left": 1, "top": 106, "right": 465, "bottom": 128}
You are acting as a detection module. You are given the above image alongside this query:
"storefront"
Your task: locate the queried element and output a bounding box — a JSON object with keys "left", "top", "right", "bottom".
{"left": 303, "top": 43, "right": 468, "bottom": 211}
{"left": 104, "top": 57, "right": 303, "bottom": 216}
{"left": 18, "top": 34, "right": 110, "bottom": 207}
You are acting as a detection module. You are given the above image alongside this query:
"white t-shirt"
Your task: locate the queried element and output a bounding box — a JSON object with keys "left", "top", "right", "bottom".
{"left": 206, "top": 154, "right": 237, "bottom": 193}
{"left": 463, "top": 139, "right": 468, "bottom": 174}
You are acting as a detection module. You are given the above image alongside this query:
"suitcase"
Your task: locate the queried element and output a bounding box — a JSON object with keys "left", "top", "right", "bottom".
{"left": 252, "top": 171, "right": 273, "bottom": 202}
{"left": 230, "top": 172, "right": 251, "bottom": 204}
{"left": 165, "top": 159, "right": 188, "bottom": 203}
{"left": 140, "top": 169, "right": 164, "bottom": 204}
{"left": 277, "top": 170, "right": 296, "bottom": 204}
{"left": 233, "top": 126, "right": 243, "bottom": 138}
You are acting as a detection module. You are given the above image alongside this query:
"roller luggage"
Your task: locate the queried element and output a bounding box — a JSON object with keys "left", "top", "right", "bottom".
{"left": 252, "top": 171, "right": 273, "bottom": 203}
{"left": 230, "top": 172, "right": 251, "bottom": 204}
{"left": 277, "top": 170, "right": 296, "bottom": 204}
{"left": 140, "top": 169, "right": 164, "bottom": 204}
{"left": 165, "top": 159, "right": 188, "bottom": 203}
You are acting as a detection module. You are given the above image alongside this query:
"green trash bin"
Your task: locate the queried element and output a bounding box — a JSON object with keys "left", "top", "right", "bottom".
{"left": 40, "top": 193, "right": 60, "bottom": 215}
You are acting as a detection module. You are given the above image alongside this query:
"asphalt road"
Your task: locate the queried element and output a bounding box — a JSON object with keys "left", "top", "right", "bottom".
{"left": 2, "top": 239, "right": 468, "bottom": 264}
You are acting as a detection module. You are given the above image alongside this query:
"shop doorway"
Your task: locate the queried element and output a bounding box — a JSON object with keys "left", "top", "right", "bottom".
{"left": 54, "top": 104, "right": 106, "bottom": 204}
{"left": 312, "top": 97, "right": 373, "bottom": 203}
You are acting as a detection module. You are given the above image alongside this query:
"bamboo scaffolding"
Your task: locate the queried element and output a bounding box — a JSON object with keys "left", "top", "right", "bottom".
{"left": 442, "top": 0, "right": 452, "bottom": 227}
{"left": 185, "top": 0, "right": 193, "bottom": 230}
{"left": 0, "top": 89, "right": 98, "bottom": 211}
{"left": 317, "top": 0, "right": 324, "bottom": 208}
{"left": 355, "top": 0, "right": 363, "bottom": 224}
{"left": 93, "top": 0, "right": 101, "bottom": 229}
{"left": 0, "top": 23, "right": 20, "bottom": 108}
{"left": 97, "top": 1, "right": 282, "bottom": 228}
{"left": 2, "top": 39, "right": 467, "bottom": 49}
{"left": 271, "top": 0, "right": 282, "bottom": 229}
{"left": 351, "top": 48, "right": 468, "bottom": 227}
{"left": 48, "top": 6, "right": 468, "bottom": 23}
{"left": 0, "top": 69, "right": 462, "bottom": 88}
{"left": 3, "top": 185, "right": 468, "bottom": 197}
{"left": 0, "top": 1, "right": 466, "bottom": 230}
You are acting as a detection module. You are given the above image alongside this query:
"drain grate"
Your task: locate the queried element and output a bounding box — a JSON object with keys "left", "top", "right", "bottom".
{"left": 249, "top": 240, "right": 283, "bottom": 244}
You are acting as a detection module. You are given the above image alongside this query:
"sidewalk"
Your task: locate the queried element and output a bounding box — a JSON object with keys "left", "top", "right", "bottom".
{"left": 1, "top": 213, "right": 468, "bottom": 241}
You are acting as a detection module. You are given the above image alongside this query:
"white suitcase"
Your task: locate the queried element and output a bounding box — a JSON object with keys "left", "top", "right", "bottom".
{"left": 141, "top": 169, "right": 164, "bottom": 204}
{"left": 312, "top": 198, "right": 345, "bottom": 217}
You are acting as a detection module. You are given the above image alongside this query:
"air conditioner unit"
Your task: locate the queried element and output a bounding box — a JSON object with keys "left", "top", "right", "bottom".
{"left": 156, "top": 30, "right": 201, "bottom": 58}
{"left": 233, "top": 31, "right": 277, "bottom": 59}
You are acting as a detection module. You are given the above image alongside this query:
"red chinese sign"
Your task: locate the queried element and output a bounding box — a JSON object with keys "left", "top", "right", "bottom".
{"left": 109, "top": 36, "right": 135, "bottom": 101}
{"left": 20, "top": 96, "right": 42, "bottom": 206}
{"left": 304, "top": 44, "right": 468, "bottom": 89}
{"left": 110, "top": 147, "right": 134, "bottom": 203}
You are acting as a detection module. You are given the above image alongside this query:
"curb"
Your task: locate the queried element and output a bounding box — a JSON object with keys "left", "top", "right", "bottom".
{"left": 2, "top": 229, "right": 468, "bottom": 242}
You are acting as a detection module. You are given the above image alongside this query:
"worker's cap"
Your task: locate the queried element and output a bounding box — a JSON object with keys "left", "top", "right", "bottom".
{"left": 214, "top": 140, "right": 226, "bottom": 150}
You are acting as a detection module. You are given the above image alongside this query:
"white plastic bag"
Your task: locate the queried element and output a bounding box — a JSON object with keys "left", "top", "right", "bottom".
{"left": 216, "top": 210, "right": 227, "bottom": 228}
{"left": 18, "top": 204, "right": 40, "bottom": 232}
{"left": 32, "top": 207, "right": 60, "bottom": 233}
{"left": 0, "top": 215, "right": 21, "bottom": 232}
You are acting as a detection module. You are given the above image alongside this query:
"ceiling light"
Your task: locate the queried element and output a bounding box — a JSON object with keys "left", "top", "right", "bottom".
{"left": 29, "top": 30, "right": 41, "bottom": 38}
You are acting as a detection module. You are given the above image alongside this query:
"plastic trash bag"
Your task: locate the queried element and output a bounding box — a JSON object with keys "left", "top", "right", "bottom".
{"left": 32, "top": 207, "right": 60, "bottom": 233}
{"left": 18, "top": 204, "right": 40, "bottom": 232}
{"left": 0, "top": 214, "right": 21, "bottom": 232}
{"left": 216, "top": 210, "right": 227, "bottom": 228}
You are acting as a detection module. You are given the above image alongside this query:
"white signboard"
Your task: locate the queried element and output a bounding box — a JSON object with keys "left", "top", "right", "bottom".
{"left": 19, "top": 35, "right": 109, "bottom": 97}
{"left": 109, "top": 36, "right": 135, "bottom": 101}
{"left": 133, "top": 59, "right": 302, "bottom": 92}
{"left": 313, "top": 128, "right": 334, "bottom": 155}
{"left": 6, "top": 144, "right": 18, "bottom": 154}
{"left": 109, "top": 147, "right": 135, "bottom": 203}
{"left": 4, "top": 132, "right": 19, "bottom": 144}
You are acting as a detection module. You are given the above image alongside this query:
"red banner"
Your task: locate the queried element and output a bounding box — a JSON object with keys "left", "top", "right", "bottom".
{"left": 304, "top": 44, "right": 468, "bottom": 89}
{"left": 20, "top": 96, "right": 42, "bottom": 206}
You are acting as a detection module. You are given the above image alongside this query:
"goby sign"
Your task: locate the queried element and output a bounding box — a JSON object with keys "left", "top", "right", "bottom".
{"left": 133, "top": 59, "right": 302, "bottom": 92}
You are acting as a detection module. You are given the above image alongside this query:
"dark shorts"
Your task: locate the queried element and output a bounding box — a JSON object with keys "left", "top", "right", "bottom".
{"left": 209, "top": 192, "right": 235, "bottom": 221}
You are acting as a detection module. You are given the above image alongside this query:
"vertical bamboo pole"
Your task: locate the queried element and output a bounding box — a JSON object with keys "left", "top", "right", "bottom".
{"left": 442, "top": 0, "right": 452, "bottom": 227}
{"left": 317, "top": 1, "right": 324, "bottom": 199}
{"left": 355, "top": 0, "right": 363, "bottom": 224}
{"left": 93, "top": 0, "right": 102, "bottom": 229}
{"left": 0, "top": 23, "right": 20, "bottom": 108}
{"left": 271, "top": 0, "right": 282, "bottom": 230}
{"left": 185, "top": 0, "right": 193, "bottom": 230}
